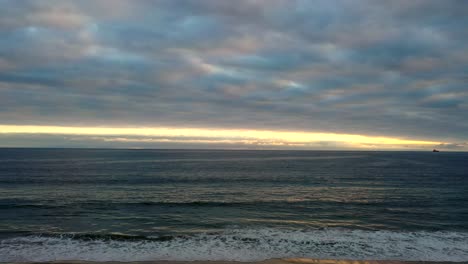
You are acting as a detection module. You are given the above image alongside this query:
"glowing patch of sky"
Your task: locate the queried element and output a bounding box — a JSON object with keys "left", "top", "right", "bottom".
{"left": 0, "top": 125, "right": 442, "bottom": 147}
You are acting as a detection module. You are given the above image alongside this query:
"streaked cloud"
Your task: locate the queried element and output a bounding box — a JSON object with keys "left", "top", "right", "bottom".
{"left": 0, "top": 0, "right": 467, "bottom": 150}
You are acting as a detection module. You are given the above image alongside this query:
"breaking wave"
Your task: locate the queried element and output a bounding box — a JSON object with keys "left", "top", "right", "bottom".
{"left": 1, "top": 228, "right": 468, "bottom": 262}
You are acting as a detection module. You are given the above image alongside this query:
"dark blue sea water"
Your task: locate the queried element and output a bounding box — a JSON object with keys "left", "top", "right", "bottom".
{"left": 0, "top": 148, "right": 467, "bottom": 262}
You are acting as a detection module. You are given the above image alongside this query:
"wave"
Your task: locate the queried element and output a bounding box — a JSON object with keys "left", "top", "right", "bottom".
{"left": 0, "top": 201, "right": 263, "bottom": 210}
{"left": 0, "top": 199, "right": 396, "bottom": 211}
{"left": 1, "top": 228, "right": 467, "bottom": 262}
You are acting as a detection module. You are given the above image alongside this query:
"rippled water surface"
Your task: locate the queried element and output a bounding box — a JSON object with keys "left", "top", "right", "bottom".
{"left": 0, "top": 149, "right": 467, "bottom": 261}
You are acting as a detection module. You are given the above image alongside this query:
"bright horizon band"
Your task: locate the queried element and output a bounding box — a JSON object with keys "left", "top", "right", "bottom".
{"left": 0, "top": 125, "right": 443, "bottom": 147}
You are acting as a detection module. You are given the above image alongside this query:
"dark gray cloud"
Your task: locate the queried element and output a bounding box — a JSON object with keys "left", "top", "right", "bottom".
{"left": 0, "top": 0, "right": 467, "bottom": 147}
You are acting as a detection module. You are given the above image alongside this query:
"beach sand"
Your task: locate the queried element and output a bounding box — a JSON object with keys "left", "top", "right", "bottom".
{"left": 5, "top": 258, "right": 467, "bottom": 264}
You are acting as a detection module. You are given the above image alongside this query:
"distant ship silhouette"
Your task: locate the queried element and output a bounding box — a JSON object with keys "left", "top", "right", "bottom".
{"left": 432, "top": 149, "right": 440, "bottom": 152}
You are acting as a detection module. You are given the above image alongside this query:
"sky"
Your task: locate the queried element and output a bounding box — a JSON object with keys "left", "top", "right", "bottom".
{"left": 0, "top": 0, "right": 467, "bottom": 150}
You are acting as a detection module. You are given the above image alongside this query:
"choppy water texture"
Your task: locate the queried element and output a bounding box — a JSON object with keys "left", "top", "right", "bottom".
{"left": 0, "top": 149, "right": 467, "bottom": 262}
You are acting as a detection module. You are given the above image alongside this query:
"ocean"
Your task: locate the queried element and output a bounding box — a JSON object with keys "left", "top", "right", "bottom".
{"left": 0, "top": 148, "right": 467, "bottom": 262}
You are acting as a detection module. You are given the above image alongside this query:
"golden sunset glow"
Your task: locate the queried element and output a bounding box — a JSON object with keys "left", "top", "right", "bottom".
{"left": 0, "top": 125, "right": 443, "bottom": 148}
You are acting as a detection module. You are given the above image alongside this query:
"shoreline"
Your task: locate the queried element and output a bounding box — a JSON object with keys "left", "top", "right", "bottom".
{"left": 4, "top": 258, "right": 468, "bottom": 264}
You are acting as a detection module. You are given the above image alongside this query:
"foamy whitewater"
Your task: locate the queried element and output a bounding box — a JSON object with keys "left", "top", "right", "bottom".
{"left": 1, "top": 149, "right": 467, "bottom": 262}
{"left": 1, "top": 229, "right": 468, "bottom": 262}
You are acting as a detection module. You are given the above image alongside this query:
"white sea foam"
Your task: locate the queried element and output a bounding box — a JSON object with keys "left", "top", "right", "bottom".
{"left": 1, "top": 228, "right": 468, "bottom": 262}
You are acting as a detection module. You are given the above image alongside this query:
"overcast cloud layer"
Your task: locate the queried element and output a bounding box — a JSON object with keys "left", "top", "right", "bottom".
{"left": 0, "top": 0, "right": 467, "bottom": 149}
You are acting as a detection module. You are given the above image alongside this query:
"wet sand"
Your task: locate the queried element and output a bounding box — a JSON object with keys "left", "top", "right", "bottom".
{"left": 5, "top": 258, "right": 467, "bottom": 264}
